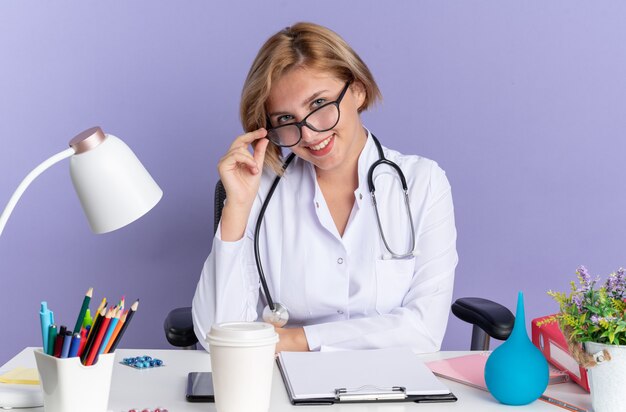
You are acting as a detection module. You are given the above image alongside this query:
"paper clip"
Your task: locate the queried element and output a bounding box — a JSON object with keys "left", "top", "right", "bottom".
{"left": 335, "top": 385, "right": 407, "bottom": 402}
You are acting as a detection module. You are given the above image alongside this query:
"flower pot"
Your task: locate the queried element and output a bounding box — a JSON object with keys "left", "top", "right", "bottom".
{"left": 584, "top": 341, "right": 626, "bottom": 412}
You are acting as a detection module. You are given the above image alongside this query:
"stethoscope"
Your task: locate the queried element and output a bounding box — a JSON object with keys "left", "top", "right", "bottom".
{"left": 256, "top": 134, "right": 417, "bottom": 327}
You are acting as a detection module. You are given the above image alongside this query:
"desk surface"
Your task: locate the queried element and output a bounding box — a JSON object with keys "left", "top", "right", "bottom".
{"left": 1, "top": 348, "right": 592, "bottom": 411}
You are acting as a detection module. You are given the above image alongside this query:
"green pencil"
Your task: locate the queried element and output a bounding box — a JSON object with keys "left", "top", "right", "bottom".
{"left": 73, "top": 287, "right": 93, "bottom": 334}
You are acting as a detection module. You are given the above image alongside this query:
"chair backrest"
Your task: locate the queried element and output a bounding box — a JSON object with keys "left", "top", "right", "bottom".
{"left": 452, "top": 297, "right": 515, "bottom": 350}
{"left": 214, "top": 180, "right": 226, "bottom": 235}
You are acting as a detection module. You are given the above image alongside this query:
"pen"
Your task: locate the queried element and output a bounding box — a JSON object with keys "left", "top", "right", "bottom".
{"left": 68, "top": 332, "right": 82, "bottom": 357}
{"left": 539, "top": 394, "right": 588, "bottom": 412}
{"left": 46, "top": 324, "right": 57, "bottom": 355}
{"left": 53, "top": 325, "right": 67, "bottom": 358}
{"left": 60, "top": 331, "right": 73, "bottom": 358}
{"left": 73, "top": 287, "right": 93, "bottom": 334}
{"left": 82, "top": 308, "right": 93, "bottom": 330}
{"left": 77, "top": 328, "right": 88, "bottom": 357}
{"left": 39, "top": 302, "right": 53, "bottom": 352}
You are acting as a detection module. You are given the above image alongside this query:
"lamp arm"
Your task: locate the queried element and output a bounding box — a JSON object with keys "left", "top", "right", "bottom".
{"left": 0, "top": 147, "right": 75, "bottom": 238}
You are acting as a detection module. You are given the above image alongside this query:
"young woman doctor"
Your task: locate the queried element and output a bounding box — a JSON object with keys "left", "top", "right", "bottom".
{"left": 192, "top": 22, "right": 458, "bottom": 353}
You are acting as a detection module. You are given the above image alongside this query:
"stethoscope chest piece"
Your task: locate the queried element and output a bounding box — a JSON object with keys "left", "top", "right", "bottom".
{"left": 262, "top": 303, "right": 289, "bottom": 327}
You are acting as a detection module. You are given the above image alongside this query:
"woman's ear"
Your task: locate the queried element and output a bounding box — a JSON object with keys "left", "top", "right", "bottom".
{"left": 350, "top": 81, "right": 367, "bottom": 111}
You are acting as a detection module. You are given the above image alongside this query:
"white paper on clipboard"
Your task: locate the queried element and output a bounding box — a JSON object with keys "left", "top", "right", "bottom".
{"left": 277, "top": 348, "right": 451, "bottom": 400}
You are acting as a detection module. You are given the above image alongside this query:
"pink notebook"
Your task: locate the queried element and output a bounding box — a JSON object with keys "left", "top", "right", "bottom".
{"left": 426, "top": 352, "right": 568, "bottom": 391}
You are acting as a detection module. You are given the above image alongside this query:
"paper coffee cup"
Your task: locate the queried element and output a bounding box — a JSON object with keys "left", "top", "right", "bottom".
{"left": 207, "top": 322, "right": 278, "bottom": 412}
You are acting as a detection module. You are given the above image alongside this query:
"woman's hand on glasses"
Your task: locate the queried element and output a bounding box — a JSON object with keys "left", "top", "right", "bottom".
{"left": 217, "top": 128, "right": 269, "bottom": 241}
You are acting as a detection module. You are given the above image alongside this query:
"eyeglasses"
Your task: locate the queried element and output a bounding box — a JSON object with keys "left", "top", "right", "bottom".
{"left": 266, "top": 81, "right": 352, "bottom": 148}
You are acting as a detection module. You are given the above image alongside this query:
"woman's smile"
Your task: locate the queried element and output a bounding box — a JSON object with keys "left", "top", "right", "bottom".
{"left": 304, "top": 134, "right": 335, "bottom": 156}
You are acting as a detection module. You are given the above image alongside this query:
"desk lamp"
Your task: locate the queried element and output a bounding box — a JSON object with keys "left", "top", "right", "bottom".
{"left": 0, "top": 126, "right": 162, "bottom": 237}
{"left": 0, "top": 126, "right": 162, "bottom": 409}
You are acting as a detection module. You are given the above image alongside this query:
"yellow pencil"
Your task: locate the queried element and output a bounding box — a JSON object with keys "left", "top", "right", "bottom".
{"left": 87, "top": 298, "right": 107, "bottom": 341}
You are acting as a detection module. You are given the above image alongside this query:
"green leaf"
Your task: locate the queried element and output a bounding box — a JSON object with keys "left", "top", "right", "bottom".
{"left": 587, "top": 305, "right": 602, "bottom": 314}
{"left": 609, "top": 331, "right": 616, "bottom": 344}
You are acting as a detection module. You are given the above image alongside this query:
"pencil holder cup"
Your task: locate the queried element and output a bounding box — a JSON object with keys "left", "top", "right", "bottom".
{"left": 33, "top": 349, "right": 114, "bottom": 412}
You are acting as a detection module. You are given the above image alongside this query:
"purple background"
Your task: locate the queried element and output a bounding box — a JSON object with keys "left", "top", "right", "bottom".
{"left": 1, "top": 1, "right": 625, "bottom": 363}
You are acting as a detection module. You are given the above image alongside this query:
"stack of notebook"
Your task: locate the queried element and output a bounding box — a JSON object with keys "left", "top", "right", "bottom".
{"left": 426, "top": 352, "right": 569, "bottom": 391}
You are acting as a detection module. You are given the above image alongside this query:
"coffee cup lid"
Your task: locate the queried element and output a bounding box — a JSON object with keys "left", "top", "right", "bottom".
{"left": 207, "top": 322, "right": 278, "bottom": 347}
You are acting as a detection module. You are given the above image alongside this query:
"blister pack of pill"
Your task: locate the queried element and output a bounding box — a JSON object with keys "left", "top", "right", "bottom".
{"left": 120, "top": 355, "right": 164, "bottom": 369}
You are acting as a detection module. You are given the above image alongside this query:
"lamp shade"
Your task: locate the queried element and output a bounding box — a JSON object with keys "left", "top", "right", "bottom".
{"left": 69, "top": 129, "right": 162, "bottom": 234}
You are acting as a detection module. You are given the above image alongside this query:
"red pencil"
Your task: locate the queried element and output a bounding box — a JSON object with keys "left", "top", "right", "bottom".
{"left": 85, "top": 309, "right": 112, "bottom": 366}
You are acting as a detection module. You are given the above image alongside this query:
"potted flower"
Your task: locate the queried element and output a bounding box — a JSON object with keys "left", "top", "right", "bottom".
{"left": 548, "top": 266, "right": 626, "bottom": 412}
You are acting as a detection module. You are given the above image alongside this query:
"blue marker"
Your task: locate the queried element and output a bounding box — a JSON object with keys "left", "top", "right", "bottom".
{"left": 68, "top": 333, "right": 81, "bottom": 357}
{"left": 39, "top": 302, "right": 54, "bottom": 352}
{"left": 60, "top": 331, "right": 73, "bottom": 358}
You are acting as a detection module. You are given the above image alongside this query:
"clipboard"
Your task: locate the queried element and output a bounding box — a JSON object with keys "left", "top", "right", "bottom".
{"left": 276, "top": 348, "right": 457, "bottom": 405}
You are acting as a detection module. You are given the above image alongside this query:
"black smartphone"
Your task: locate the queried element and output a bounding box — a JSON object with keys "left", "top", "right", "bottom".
{"left": 185, "top": 372, "right": 215, "bottom": 402}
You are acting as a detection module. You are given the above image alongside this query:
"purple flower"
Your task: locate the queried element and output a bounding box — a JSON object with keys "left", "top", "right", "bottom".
{"left": 572, "top": 294, "right": 584, "bottom": 311}
{"left": 576, "top": 265, "right": 593, "bottom": 292}
{"left": 590, "top": 315, "right": 599, "bottom": 324}
{"left": 604, "top": 268, "right": 626, "bottom": 299}
{"left": 606, "top": 275, "right": 619, "bottom": 296}
{"left": 616, "top": 268, "right": 626, "bottom": 297}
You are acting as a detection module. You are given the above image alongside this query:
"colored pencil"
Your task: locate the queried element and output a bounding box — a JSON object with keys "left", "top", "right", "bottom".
{"left": 80, "top": 307, "right": 106, "bottom": 363}
{"left": 72, "top": 287, "right": 93, "bottom": 334}
{"left": 87, "top": 298, "right": 107, "bottom": 340}
{"left": 108, "top": 300, "right": 138, "bottom": 352}
{"left": 98, "top": 308, "right": 120, "bottom": 355}
{"left": 85, "top": 309, "right": 112, "bottom": 366}
{"left": 104, "top": 310, "right": 127, "bottom": 354}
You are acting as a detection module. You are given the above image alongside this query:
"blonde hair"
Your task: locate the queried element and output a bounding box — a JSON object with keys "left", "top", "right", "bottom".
{"left": 240, "top": 22, "right": 382, "bottom": 174}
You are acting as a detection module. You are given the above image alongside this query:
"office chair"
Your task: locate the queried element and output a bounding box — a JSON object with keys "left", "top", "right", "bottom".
{"left": 163, "top": 181, "right": 515, "bottom": 350}
{"left": 162, "top": 181, "right": 226, "bottom": 349}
